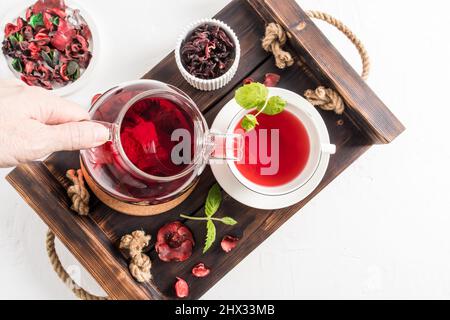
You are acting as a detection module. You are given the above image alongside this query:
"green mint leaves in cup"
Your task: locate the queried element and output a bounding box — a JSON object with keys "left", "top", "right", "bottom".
{"left": 180, "top": 184, "right": 238, "bottom": 253}
{"left": 235, "top": 82, "right": 287, "bottom": 131}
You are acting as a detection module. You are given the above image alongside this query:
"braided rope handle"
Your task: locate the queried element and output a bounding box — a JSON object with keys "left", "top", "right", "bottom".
{"left": 46, "top": 230, "right": 108, "bottom": 300}
{"left": 45, "top": 10, "right": 369, "bottom": 301}
{"left": 305, "top": 10, "right": 370, "bottom": 80}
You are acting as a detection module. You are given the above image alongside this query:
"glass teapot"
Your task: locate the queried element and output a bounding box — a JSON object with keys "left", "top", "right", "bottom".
{"left": 80, "top": 80, "right": 242, "bottom": 213}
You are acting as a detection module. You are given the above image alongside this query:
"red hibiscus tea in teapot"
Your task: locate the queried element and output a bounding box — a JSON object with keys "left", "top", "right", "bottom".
{"left": 120, "top": 97, "right": 194, "bottom": 177}
{"left": 234, "top": 109, "right": 310, "bottom": 187}
{"left": 82, "top": 82, "right": 200, "bottom": 204}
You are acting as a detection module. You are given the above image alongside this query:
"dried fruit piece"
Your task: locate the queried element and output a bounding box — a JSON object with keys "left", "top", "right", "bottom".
{"left": 155, "top": 221, "right": 195, "bottom": 262}
{"left": 192, "top": 263, "right": 211, "bottom": 278}
{"left": 264, "top": 73, "right": 281, "bottom": 87}
{"left": 174, "top": 277, "right": 189, "bottom": 298}
{"left": 221, "top": 235, "right": 239, "bottom": 253}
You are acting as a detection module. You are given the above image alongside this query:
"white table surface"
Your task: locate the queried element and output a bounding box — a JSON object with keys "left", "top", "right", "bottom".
{"left": 0, "top": 0, "right": 449, "bottom": 300}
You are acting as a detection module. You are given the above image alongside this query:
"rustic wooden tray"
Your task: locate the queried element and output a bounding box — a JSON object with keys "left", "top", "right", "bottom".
{"left": 6, "top": 0, "right": 404, "bottom": 300}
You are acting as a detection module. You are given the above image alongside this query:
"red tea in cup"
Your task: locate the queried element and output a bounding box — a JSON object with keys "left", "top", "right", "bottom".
{"left": 234, "top": 109, "right": 310, "bottom": 187}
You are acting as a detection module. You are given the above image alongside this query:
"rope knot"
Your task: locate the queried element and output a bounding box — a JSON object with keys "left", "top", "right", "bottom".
{"left": 119, "top": 231, "right": 152, "bottom": 283}
{"left": 304, "top": 86, "right": 345, "bottom": 115}
{"left": 66, "top": 169, "right": 89, "bottom": 215}
{"left": 262, "top": 23, "right": 294, "bottom": 69}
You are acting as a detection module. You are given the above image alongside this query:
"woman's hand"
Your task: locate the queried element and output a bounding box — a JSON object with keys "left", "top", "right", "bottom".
{"left": 0, "top": 79, "right": 109, "bottom": 168}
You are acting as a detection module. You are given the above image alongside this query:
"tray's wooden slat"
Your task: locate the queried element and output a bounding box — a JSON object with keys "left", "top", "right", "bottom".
{"left": 247, "top": 0, "right": 405, "bottom": 144}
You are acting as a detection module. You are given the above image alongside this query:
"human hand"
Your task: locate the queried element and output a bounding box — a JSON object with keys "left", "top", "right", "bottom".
{"left": 0, "top": 79, "right": 109, "bottom": 168}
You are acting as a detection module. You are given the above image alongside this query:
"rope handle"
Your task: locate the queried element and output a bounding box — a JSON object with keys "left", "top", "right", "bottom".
{"left": 305, "top": 10, "right": 370, "bottom": 80}
{"left": 45, "top": 10, "right": 370, "bottom": 301}
{"left": 46, "top": 230, "right": 108, "bottom": 300}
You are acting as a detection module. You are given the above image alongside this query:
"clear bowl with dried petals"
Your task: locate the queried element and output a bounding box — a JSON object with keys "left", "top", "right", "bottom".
{"left": 0, "top": 0, "right": 99, "bottom": 96}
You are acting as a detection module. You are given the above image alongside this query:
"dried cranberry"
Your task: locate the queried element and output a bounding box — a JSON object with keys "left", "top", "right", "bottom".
{"left": 264, "top": 73, "right": 281, "bottom": 87}
{"left": 155, "top": 221, "right": 195, "bottom": 262}
{"left": 192, "top": 263, "right": 210, "bottom": 278}
{"left": 174, "top": 277, "right": 189, "bottom": 298}
{"left": 221, "top": 235, "right": 239, "bottom": 253}
{"left": 243, "top": 77, "right": 254, "bottom": 85}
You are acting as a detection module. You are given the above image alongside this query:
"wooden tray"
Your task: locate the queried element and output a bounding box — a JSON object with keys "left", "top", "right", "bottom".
{"left": 6, "top": 0, "right": 404, "bottom": 300}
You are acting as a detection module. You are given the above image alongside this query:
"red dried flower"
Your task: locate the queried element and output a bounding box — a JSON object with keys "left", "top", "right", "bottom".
{"left": 174, "top": 277, "right": 189, "bottom": 298}
{"left": 221, "top": 235, "right": 239, "bottom": 253}
{"left": 155, "top": 221, "right": 195, "bottom": 262}
{"left": 59, "top": 63, "right": 70, "bottom": 81}
{"left": 24, "top": 61, "right": 35, "bottom": 74}
{"left": 192, "top": 263, "right": 211, "bottom": 278}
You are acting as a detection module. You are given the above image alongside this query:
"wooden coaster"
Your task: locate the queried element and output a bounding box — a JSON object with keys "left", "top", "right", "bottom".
{"left": 80, "top": 160, "right": 196, "bottom": 216}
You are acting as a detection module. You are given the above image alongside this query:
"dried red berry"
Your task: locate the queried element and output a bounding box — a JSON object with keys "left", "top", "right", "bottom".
{"left": 264, "top": 73, "right": 281, "bottom": 87}
{"left": 174, "top": 277, "right": 189, "bottom": 298}
{"left": 155, "top": 221, "right": 195, "bottom": 262}
{"left": 192, "top": 263, "right": 210, "bottom": 278}
{"left": 243, "top": 77, "right": 254, "bottom": 85}
{"left": 221, "top": 235, "right": 239, "bottom": 253}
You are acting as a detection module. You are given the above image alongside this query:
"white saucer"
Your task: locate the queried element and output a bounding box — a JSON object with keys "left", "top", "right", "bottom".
{"left": 210, "top": 87, "right": 332, "bottom": 210}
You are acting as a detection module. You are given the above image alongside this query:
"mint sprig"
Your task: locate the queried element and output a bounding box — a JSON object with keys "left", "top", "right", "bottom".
{"left": 234, "top": 82, "right": 287, "bottom": 131}
{"left": 180, "top": 184, "right": 238, "bottom": 253}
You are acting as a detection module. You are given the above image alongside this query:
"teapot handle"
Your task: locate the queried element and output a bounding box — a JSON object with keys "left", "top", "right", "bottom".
{"left": 84, "top": 120, "right": 118, "bottom": 143}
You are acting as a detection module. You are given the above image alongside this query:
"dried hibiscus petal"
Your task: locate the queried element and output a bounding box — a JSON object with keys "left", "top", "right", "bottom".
{"left": 180, "top": 23, "right": 235, "bottom": 80}
{"left": 174, "top": 277, "right": 189, "bottom": 298}
{"left": 221, "top": 235, "right": 239, "bottom": 253}
{"left": 155, "top": 221, "right": 195, "bottom": 262}
{"left": 192, "top": 263, "right": 210, "bottom": 278}
{"left": 264, "top": 73, "right": 281, "bottom": 87}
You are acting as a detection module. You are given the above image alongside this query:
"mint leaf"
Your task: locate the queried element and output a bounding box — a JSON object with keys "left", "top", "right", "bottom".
{"left": 205, "top": 183, "right": 221, "bottom": 217}
{"left": 235, "top": 82, "right": 268, "bottom": 110}
{"left": 41, "top": 51, "right": 53, "bottom": 67}
{"left": 260, "top": 96, "right": 286, "bottom": 115}
{"left": 17, "top": 33, "right": 24, "bottom": 42}
{"left": 29, "top": 13, "right": 43, "bottom": 29}
{"left": 11, "top": 58, "right": 23, "bottom": 73}
{"left": 50, "top": 16, "right": 60, "bottom": 26}
{"left": 221, "top": 217, "right": 238, "bottom": 226}
{"left": 203, "top": 220, "right": 216, "bottom": 253}
{"left": 8, "top": 34, "right": 18, "bottom": 46}
{"left": 67, "top": 61, "right": 79, "bottom": 76}
{"left": 241, "top": 114, "right": 258, "bottom": 132}
{"left": 52, "top": 50, "right": 60, "bottom": 66}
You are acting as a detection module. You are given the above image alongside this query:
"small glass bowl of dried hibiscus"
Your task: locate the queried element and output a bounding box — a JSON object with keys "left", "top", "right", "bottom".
{"left": 0, "top": 0, "right": 98, "bottom": 95}
{"left": 175, "top": 18, "right": 240, "bottom": 91}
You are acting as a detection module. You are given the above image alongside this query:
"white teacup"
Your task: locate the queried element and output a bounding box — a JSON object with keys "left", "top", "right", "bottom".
{"left": 226, "top": 88, "right": 336, "bottom": 196}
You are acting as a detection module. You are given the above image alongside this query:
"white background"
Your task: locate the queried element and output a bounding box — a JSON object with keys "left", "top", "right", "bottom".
{"left": 0, "top": 0, "right": 449, "bottom": 300}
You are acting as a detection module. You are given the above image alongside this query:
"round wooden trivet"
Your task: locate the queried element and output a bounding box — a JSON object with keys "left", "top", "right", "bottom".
{"left": 80, "top": 160, "right": 197, "bottom": 216}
